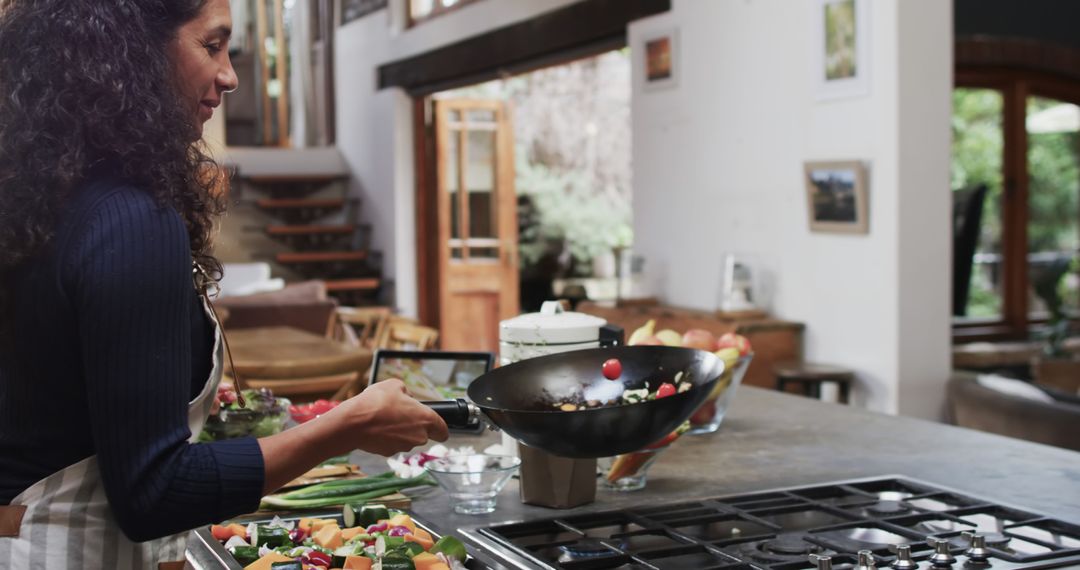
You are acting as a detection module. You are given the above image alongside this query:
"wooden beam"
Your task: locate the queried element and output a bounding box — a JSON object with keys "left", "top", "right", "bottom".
{"left": 377, "top": 0, "right": 670, "bottom": 94}
{"left": 255, "top": 0, "right": 272, "bottom": 145}
{"left": 273, "top": 0, "right": 289, "bottom": 147}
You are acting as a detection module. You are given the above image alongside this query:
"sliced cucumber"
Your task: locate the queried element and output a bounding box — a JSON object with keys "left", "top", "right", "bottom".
{"left": 344, "top": 503, "right": 390, "bottom": 528}
{"left": 253, "top": 525, "right": 291, "bottom": 548}
{"left": 332, "top": 544, "right": 356, "bottom": 568}
{"left": 227, "top": 545, "right": 261, "bottom": 566}
{"left": 380, "top": 553, "right": 415, "bottom": 570}
{"left": 269, "top": 562, "right": 303, "bottom": 570}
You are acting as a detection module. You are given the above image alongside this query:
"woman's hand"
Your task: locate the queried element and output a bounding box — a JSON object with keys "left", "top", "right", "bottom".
{"left": 325, "top": 379, "right": 450, "bottom": 457}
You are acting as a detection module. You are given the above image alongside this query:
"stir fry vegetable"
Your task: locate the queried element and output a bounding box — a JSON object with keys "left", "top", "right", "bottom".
{"left": 552, "top": 369, "right": 695, "bottom": 411}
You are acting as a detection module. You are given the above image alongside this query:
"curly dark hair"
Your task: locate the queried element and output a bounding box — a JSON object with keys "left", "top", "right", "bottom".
{"left": 0, "top": 0, "right": 225, "bottom": 324}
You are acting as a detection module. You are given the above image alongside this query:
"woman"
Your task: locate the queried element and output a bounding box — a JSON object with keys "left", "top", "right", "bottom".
{"left": 0, "top": 1, "right": 448, "bottom": 567}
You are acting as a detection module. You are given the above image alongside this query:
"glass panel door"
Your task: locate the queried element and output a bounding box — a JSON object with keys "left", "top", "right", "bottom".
{"left": 1026, "top": 95, "right": 1080, "bottom": 318}
{"left": 952, "top": 88, "right": 1006, "bottom": 319}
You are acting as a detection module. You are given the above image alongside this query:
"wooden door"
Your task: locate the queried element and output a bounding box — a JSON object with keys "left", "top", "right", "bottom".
{"left": 432, "top": 99, "right": 519, "bottom": 351}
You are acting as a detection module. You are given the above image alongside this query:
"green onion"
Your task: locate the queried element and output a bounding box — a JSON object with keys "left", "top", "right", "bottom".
{"left": 260, "top": 473, "right": 435, "bottom": 510}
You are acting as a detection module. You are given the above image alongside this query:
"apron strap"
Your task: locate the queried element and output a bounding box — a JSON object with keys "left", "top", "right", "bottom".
{"left": 0, "top": 505, "right": 27, "bottom": 538}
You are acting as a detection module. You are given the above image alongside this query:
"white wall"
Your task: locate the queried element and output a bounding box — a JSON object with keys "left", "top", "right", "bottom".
{"left": 334, "top": 0, "right": 583, "bottom": 316}
{"left": 335, "top": 0, "right": 953, "bottom": 418}
{"left": 629, "top": 0, "right": 952, "bottom": 416}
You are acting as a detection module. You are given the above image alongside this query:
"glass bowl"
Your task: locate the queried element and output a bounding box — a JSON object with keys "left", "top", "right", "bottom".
{"left": 425, "top": 454, "right": 521, "bottom": 515}
{"left": 597, "top": 445, "right": 669, "bottom": 492}
{"left": 199, "top": 388, "right": 290, "bottom": 441}
{"left": 687, "top": 354, "right": 752, "bottom": 435}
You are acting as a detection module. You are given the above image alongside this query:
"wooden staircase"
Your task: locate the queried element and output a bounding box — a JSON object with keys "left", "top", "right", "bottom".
{"left": 233, "top": 170, "right": 382, "bottom": 306}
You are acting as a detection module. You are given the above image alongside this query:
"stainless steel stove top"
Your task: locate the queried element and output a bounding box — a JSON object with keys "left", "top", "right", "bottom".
{"left": 457, "top": 476, "right": 1080, "bottom": 570}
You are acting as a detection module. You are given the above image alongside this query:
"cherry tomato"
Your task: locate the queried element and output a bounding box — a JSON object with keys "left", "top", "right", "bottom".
{"left": 602, "top": 358, "right": 622, "bottom": 380}
{"left": 656, "top": 383, "right": 677, "bottom": 398}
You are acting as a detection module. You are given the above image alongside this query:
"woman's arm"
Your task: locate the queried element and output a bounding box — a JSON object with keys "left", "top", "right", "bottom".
{"left": 71, "top": 187, "right": 446, "bottom": 541}
{"left": 257, "top": 379, "right": 448, "bottom": 495}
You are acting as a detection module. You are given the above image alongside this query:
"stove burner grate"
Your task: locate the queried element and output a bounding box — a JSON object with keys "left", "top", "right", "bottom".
{"left": 471, "top": 477, "right": 1080, "bottom": 570}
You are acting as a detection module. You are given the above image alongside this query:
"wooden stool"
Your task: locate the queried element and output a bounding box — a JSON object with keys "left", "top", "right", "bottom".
{"left": 774, "top": 361, "right": 854, "bottom": 404}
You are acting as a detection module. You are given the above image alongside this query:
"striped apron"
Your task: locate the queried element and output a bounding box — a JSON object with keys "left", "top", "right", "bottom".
{"left": 0, "top": 294, "right": 224, "bottom": 569}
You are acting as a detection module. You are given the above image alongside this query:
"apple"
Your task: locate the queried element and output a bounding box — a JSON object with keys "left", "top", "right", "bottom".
{"left": 713, "top": 347, "right": 741, "bottom": 370}
{"left": 715, "top": 332, "right": 752, "bottom": 356}
{"left": 627, "top": 319, "right": 657, "bottom": 346}
{"left": 635, "top": 335, "right": 665, "bottom": 346}
{"left": 655, "top": 329, "right": 683, "bottom": 347}
{"left": 681, "top": 329, "right": 717, "bottom": 351}
{"left": 690, "top": 399, "right": 717, "bottom": 425}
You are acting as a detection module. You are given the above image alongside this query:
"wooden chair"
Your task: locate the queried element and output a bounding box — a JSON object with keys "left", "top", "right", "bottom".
{"left": 329, "top": 316, "right": 440, "bottom": 401}
{"left": 335, "top": 306, "right": 392, "bottom": 349}
{"left": 376, "top": 318, "right": 439, "bottom": 351}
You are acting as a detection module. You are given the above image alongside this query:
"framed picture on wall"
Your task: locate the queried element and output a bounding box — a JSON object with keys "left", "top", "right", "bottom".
{"left": 813, "top": 0, "right": 870, "bottom": 100}
{"left": 640, "top": 28, "right": 678, "bottom": 91}
{"left": 804, "top": 161, "right": 869, "bottom": 234}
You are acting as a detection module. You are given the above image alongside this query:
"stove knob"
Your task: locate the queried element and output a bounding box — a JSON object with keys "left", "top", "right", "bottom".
{"left": 890, "top": 545, "right": 920, "bottom": 570}
{"left": 927, "top": 537, "right": 957, "bottom": 567}
{"left": 961, "top": 532, "right": 992, "bottom": 564}
{"left": 811, "top": 554, "right": 834, "bottom": 570}
{"left": 857, "top": 550, "right": 878, "bottom": 570}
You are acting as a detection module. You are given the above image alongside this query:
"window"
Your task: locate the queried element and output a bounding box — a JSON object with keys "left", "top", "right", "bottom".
{"left": 953, "top": 69, "right": 1080, "bottom": 339}
{"left": 408, "top": 0, "right": 479, "bottom": 27}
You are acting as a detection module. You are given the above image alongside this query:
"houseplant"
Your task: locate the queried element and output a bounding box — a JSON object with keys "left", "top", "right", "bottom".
{"left": 1030, "top": 255, "right": 1080, "bottom": 393}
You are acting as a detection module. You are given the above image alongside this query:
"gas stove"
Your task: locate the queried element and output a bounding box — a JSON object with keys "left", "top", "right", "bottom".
{"left": 459, "top": 477, "right": 1080, "bottom": 570}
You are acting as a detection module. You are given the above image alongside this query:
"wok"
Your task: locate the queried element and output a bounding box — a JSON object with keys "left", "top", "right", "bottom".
{"left": 424, "top": 346, "right": 726, "bottom": 458}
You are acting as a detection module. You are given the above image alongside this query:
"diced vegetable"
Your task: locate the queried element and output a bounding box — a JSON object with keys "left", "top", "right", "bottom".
{"left": 243, "top": 552, "right": 293, "bottom": 570}
{"left": 380, "top": 553, "right": 415, "bottom": 570}
{"left": 403, "top": 533, "right": 432, "bottom": 551}
{"left": 343, "top": 555, "right": 373, "bottom": 570}
{"left": 344, "top": 503, "right": 390, "bottom": 529}
{"left": 341, "top": 527, "right": 369, "bottom": 542}
{"left": 387, "top": 526, "right": 411, "bottom": 537}
{"left": 386, "top": 514, "right": 416, "bottom": 533}
{"left": 211, "top": 524, "right": 234, "bottom": 542}
{"left": 396, "top": 542, "right": 425, "bottom": 557}
{"left": 304, "top": 551, "right": 334, "bottom": 567}
{"left": 228, "top": 523, "right": 249, "bottom": 540}
{"left": 313, "top": 525, "right": 344, "bottom": 550}
{"left": 269, "top": 562, "right": 303, "bottom": 570}
{"left": 230, "top": 545, "right": 262, "bottom": 566}
{"left": 429, "top": 536, "right": 467, "bottom": 563}
{"left": 253, "top": 526, "right": 292, "bottom": 549}
{"left": 410, "top": 553, "right": 441, "bottom": 570}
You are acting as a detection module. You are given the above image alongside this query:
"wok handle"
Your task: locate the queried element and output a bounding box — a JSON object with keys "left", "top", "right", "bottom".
{"left": 422, "top": 399, "right": 482, "bottom": 429}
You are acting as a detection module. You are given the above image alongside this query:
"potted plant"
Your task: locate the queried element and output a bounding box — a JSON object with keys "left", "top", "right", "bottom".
{"left": 1030, "top": 254, "right": 1080, "bottom": 393}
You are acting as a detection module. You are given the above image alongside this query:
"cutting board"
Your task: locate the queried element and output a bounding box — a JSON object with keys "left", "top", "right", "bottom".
{"left": 254, "top": 465, "right": 412, "bottom": 515}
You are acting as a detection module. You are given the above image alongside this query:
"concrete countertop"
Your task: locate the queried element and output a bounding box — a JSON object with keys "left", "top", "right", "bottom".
{"left": 350, "top": 386, "right": 1080, "bottom": 541}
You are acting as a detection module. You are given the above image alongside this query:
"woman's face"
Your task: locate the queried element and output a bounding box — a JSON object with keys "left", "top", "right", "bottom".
{"left": 170, "top": 0, "right": 238, "bottom": 137}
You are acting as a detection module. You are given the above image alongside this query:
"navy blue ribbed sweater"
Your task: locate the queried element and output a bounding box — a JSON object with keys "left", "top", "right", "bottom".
{"left": 0, "top": 179, "right": 265, "bottom": 542}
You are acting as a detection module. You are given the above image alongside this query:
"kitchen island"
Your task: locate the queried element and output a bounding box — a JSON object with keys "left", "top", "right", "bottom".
{"left": 361, "top": 387, "right": 1080, "bottom": 568}
{"left": 189, "top": 387, "right": 1080, "bottom": 569}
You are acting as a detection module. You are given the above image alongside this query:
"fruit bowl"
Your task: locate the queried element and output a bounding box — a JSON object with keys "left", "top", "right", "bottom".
{"left": 199, "top": 388, "right": 290, "bottom": 441}
{"left": 687, "top": 353, "right": 752, "bottom": 435}
{"left": 597, "top": 444, "right": 671, "bottom": 492}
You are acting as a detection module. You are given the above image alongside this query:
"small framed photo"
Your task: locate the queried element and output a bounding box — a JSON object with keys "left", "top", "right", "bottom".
{"left": 813, "top": 0, "right": 870, "bottom": 100}
{"left": 641, "top": 28, "right": 678, "bottom": 91}
{"left": 804, "top": 161, "right": 869, "bottom": 234}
